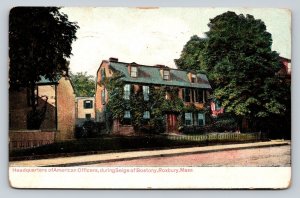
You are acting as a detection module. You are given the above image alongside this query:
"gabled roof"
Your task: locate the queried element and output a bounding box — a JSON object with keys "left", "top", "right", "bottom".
{"left": 36, "top": 75, "right": 60, "bottom": 85}
{"left": 36, "top": 75, "right": 75, "bottom": 92}
{"left": 109, "top": 61, "right": 211, "bottom": 89}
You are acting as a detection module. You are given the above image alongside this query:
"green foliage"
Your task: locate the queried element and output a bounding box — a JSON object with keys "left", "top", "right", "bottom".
{"left": 147, "top": 87, "right": 166, "bottom": 133}
{"left": 9, "top": 7, "right": 79, "bottom": 129}
{"left": 174, "top": 35, "right": 207, "bottom": 73}
{"left": 104, "top": 72, "right": 126, "bottom": 120}
{"left": 211, "top": 113, "right": 238, "bottom": 132}
{"left": 9, "top": 7, "right": 79, "bottom": 90}
{"left": 70, "top": 72, "right": 95, "bottom": 97}
{"left": 204, "top": 11, "right": 288, "bottom": 123}
{"left": 130, "top": 90, "right": 146, "bottom": 129}
{"left": 160, "top": 87, "right": 185, "bottom": 112}
{"left": 104, "top": 74, "right": 190, "bottom": 133}
{"left": 176, "top": 11, "right": 290, "bottom": 133}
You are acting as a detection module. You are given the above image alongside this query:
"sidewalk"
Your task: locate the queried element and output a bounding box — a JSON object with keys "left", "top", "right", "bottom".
{"left": 9, "top": 140, "right": 290, "bottom": 167}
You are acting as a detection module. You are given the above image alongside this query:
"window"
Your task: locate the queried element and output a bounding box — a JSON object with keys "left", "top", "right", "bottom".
{"left": 85, "top": 114, "right": 91, "bottom": 119}
{"left": 196, "top": 89, "right": 204, "bottom": 103}
{"left": 198, "top": 113, "right": 205, "bottom": 126}
{"left": 124, "top": 84, "right": 131, "bottom": 100}
{"left": 101, "top": 89, "right": 106, "bottom": 104}
{"left": 191, "top": 89, "right": 195, "bottom": 102}
{"left": 84, "top": 100, "right": 93, "bottom": 109}
{"left": 183, "top": 88, "right": 190, "bottom": 102}
{"left": 191, "top": 74, "right": 197, "bottom": 83}
{"left": 215, "top": 100, "right": 221, "bottom": 110}
{"left": 143, "top": 111, "right": 150, "bottom": 119}
{"left": 184, "top": 113, "right": 193, "bottom": 126}
{"left": 143, "top": 86, "right": 149, "bottom": 101}
{"left": 101, "top": 69, "right": 106, "bottom": 80}
{"left": 131, "top": 66, "right": 137, "bottom": 77}
{"left": 163, "top": 70, "right": 170, "bottom": 80}
{"left": 165, "top": 91, "right": 170, "bottom": 100}
{"left": 123, "top": 110, "right": 131, "bottom": 125}
{"left": 124, "top": 111, "right": 131, "bottom": 118}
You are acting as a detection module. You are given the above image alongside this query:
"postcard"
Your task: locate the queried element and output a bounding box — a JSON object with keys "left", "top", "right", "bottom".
{"left": 8, "top": 7, "right": 291, "bottom": 189}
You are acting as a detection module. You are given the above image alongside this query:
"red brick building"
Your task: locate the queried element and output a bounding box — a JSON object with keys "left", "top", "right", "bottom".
{"left": 95, "top": 58, "right": 212, "bottom": 135}
{"left": 277, "top": 56, "right": 291, "bottom": 81}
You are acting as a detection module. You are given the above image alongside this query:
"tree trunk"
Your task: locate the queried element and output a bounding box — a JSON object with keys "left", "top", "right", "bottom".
{"left": 27, "top": 80, "right": 39, "bottom": 129}
{"left": 30, "top": 81, "right": 36, "bottom": 111}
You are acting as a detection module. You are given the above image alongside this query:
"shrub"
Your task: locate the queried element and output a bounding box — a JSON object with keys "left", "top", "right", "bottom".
{"left": 211, "top": 114, "right": 238, "bottom": 132}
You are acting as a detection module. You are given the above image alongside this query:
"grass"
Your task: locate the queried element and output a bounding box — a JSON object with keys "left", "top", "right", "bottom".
{"left": 10, "top": 133, "right": 263, "bottom": 161}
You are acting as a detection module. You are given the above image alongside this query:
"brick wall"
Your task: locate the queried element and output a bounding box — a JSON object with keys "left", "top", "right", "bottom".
{"left": 37, "top": 85, "right": 56, "bottom": 130}
{"left": 56, "top": 77, "right": 76, "bottom": 140}
{"left": 9, "top": 77, "right": 76, "bottom": 142}
{"left": 9, "top": 88, "right": 31, "bottom": 130}
{"left": 9, "top": 86, "right": 56, "bottom": 130}
{"left": 111, "top": 119, "right": 135, "bottom": 135}
{"left": 95, "top": 61, "right": 111, "bottom": 121}
{"left": 9, "top": 130, "right": 55, "bottom": 150}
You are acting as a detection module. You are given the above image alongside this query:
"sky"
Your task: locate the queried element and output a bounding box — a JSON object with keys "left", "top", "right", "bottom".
{"left": 61, "top": 7, "right": 291, "bottom": 76}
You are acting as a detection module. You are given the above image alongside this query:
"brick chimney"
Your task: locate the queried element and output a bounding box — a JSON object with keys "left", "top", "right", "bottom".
{"left": 109, "top": 57, "right": 118, "bottom": 62}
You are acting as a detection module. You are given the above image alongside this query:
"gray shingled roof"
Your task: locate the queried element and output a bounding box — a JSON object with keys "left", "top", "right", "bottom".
{"left": 109, "top": 62, "right": 211, "bottom": 89}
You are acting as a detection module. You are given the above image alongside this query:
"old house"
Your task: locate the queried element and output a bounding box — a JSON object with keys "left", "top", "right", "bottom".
{"left": 95, "top": 57, "right": 212, "bottom": 135}
{"left": 75, "top": 96, "right": 95, "bottom": 126}
{"left": 9, "top": 75, "right": 76, "bottom": 149}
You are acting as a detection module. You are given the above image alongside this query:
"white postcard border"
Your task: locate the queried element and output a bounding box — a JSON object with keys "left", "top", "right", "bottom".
{"left": 9, "top": 167, "right": 291, "bottom": 189}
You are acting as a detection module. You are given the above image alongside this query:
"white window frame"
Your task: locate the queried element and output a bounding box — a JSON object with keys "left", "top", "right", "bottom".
{"left": 163, "top": 70, "right": 170, "bottom": 80}
{"left": 198, "top": 113, "right": 205, "bottom": 126}
{"left": 191, "top": 74, "right": 197, "bottom": 83}
{"left": 123, "top": 84, "right": 131, "bottom": 100}
{"left": 184, "top": 112, "right": 193, "bottom": 126}
{"left": 143, "top": 111, "right": 150, "bottom": 119}
{"left": 131, "top": 66, "right": 137, "bottom": 77}
{"left": 143, "top": 85, "right": 150, "bottom": 101}
{"left": 124, "top": 111, "right": 131, "bottom": 118}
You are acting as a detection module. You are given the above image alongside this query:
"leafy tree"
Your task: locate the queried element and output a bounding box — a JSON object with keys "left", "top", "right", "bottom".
{"left": 9, "top": 7, "right": 78, "bottom": 128}
{"left": 70, "top": 72, "right": 95, "bottom": 97}
{"left": 174, "top": 35, "right": 206, "bottom": 72}
{"left": 203, "top": 11, "right": 289, "bottom": 132}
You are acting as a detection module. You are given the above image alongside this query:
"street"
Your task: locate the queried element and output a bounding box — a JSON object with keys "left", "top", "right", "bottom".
{"left": 86, "top": 145, "right": 290, "bottom": 167}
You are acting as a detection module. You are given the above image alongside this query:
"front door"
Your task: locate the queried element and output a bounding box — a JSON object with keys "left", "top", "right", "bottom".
{"left": 166, "top": 114, "right": 178, "bottom": 133}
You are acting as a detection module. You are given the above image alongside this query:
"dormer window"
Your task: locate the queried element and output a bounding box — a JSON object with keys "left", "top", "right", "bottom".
{"left": 163, "top": 70, "right": 170, "bottom": 80}
{"left": 191, "top": 74, "right": 197, "bottom": 83}
{"left": 131, "top": 66, "right": 137, "bottom": 77}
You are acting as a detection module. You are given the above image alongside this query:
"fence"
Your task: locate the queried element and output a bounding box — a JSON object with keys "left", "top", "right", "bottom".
{"left": 167, "top": 132, "right": 262, "bottom": 143}
{"left": 9, "top": 130, "right": 55, "bottom": 150}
